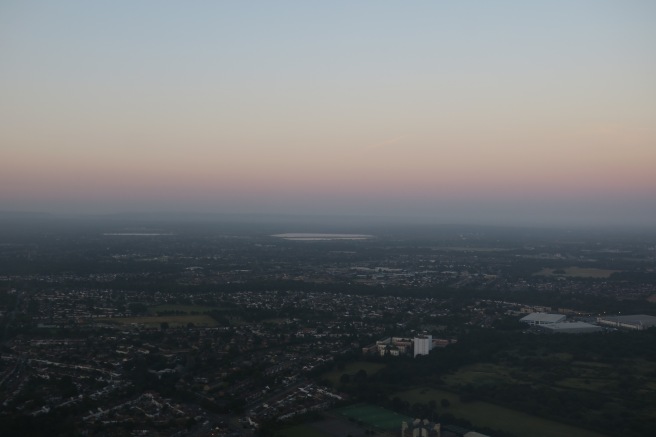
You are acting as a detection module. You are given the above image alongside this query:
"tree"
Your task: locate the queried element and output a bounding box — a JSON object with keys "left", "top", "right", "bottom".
{"left": 129, "top": 302, "right": 148, "bottom": 315}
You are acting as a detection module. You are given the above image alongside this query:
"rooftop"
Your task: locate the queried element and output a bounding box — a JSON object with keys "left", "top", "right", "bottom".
{"left": 597, "top": 314, "right": 656, "bottom": 327}
{"left": 520, "top": 313, "right": 566, "bottom": 323}
{"left": 538, "top": 322, "right": 602, "bottom": 333}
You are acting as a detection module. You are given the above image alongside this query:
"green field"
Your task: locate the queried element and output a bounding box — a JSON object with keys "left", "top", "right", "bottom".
{"left": 322, "top": 361, "right": 386, "bottom": 386}
{"left": 95, "top": 314, "right": 218, "bottom": 328}
{"left": 436, "top": 355, "right": 656, "bottom": 434}
{"left": 334, "top": 403, "right": 412, "bottom": 431}
{"left": 397, "top": 387, "right": 607, "bottom": 437}
{"left": 442, "top": 362, "right": 518, "bottom": 386}
{"left": 275, "top": 424, "right": 331, "bottom": 437}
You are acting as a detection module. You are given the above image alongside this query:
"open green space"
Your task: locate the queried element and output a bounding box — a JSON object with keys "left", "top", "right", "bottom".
{"left": 334, "top": 403, "right": 412, "bottom": 431}
{"left": 397, "top": 387, "right": 607, "bottom": 437}
{"left": 556, "top": 377, "right": 611, "bottom": 392}
{"left": 431, "top": 350, "right": 655, "bottom": 436}
{"left": 442, "top": 363, "right": 518, "bottom": 386}
{"left": 95, "top": 314, "right": 218, "bottom": 328}
{"left": 275, "top": 423, "right": 331, "bottom": 437}
{"left": 322, "top": 361, "right": 386, "bottom": 386}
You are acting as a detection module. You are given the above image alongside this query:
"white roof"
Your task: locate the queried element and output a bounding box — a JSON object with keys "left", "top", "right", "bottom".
{"left": 520, "top": 313, "right": 565, "bottom": 323}
{"left": 540, "top": 322, "right": 601, "bottom": 332}
{"left": 598, "top": 314, "right": 656, "bottom": 327}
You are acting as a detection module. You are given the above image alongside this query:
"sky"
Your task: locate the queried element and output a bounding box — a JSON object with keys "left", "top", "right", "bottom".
{"left": 1, "top": 1, "right": 655, "bottom": 227}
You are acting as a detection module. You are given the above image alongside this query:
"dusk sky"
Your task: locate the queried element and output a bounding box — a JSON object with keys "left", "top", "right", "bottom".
{"left": 2, "top": 1, "right": 655, "bottom": 226}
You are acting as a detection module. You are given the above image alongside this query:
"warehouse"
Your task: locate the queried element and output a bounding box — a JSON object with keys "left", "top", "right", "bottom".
{"left": 596, "top": 314, "right": 656, "bottom": 331}
{"left": 536, "top": 322, "right": 602, "bottom": 334}
{"left": 519, "top": 312, "right": 566, "bottom": 325}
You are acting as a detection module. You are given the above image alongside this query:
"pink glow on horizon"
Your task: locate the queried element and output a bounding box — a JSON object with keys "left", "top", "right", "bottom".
{"left": 2, "top": 2, "right": 655, "bottom": 225}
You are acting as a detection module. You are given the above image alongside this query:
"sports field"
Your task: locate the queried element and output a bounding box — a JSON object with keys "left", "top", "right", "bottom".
{"left": 334, "top": 403, "right": 412, "bottom": 431}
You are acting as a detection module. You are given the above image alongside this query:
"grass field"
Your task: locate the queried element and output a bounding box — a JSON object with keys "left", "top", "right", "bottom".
{"left": 275, "top": 424, "right": 332, "bottom": 437}
{"left": 277, "top": 419, "right": 372, "bottom": 437}
{"left": 397, "top": 387, "right": 607, "bottom": 437}
{"left": 322, "top": 361, "right": 386, "bottom": 386}
{"left": 439, "top": 356, "right": 655, "bottom": 434}
{"left": 334, "top": 403, "right": 412, "bottom": 431}
{"left": 95, "top": 314, "right": 218, "bottom": 328}
{"left": 557, "top": 377, "right": 611, "bottom": 392}
{"left": 442, "top": 363, "right": 518, "bottom": 386}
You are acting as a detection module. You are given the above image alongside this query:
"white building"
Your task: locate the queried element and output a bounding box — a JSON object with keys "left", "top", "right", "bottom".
{"left": 596, "top": 314, "right": 656, "bottom": 331}
{"left": 413, "top": 334, "right": 432, "bottom": 357}
{"left": 536, "top": 321, "right": 602, "bottom": 334}
{"left": 367, "top": 336, "right": 414, "bottom": 357}
{"left": 519, "top": 312, "right": 566, "bottom": 326}
{"left": 402, "top": 419, "right": 440, "bottom": 437}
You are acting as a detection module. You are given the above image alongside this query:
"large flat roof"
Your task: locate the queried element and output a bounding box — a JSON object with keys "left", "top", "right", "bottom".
{"left": 597, "top": 314, "right": 656, "bottom": 327}
{"left": 539, "top": 322, "right": 602, "bottom": 333}
{"left": 520, "top": 313, "right": 566, "bottom": 323}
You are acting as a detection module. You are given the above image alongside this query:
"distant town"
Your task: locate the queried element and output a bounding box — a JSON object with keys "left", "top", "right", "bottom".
{"left": 1, "top": 217, "right": 655, "bottom": 436}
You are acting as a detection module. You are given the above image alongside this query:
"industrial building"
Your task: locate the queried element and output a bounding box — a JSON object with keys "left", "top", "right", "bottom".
{"left": 535, "top": 321, "right": 602, "bottom": 334}
{"left": 519, "top": 312, "right": 566, "bottom": 325}
{"left": 596, "top": 314, "right": 656, "bottom": 331}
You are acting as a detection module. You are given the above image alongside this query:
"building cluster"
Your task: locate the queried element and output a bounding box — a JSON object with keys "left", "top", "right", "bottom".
{"left": 1, "top": 227, "right": 656, "bottom": 436}
{"left": 248, "top": 383, "right": 343, "bottom": 427}
{"left": 362, "top": 334, "right": 456, "bottom": 358}
{"left": 402, "top": 418, "right": 441, "bottom": 437}
{"left": 362, "top": 337, "right": 413, "bottom": 357}
{"left": 3, "top": 227, "right": 655, "bottom": 309}
{"left": 401, "top": 419, "right": 491, "bottom": 437}
{"left": 519, "top": 312, "right": 656, "bottom": 334}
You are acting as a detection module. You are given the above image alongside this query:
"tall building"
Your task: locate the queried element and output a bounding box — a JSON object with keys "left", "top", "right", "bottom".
{"left": 413, "top": 334, "right": 432, "bottom": 357}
